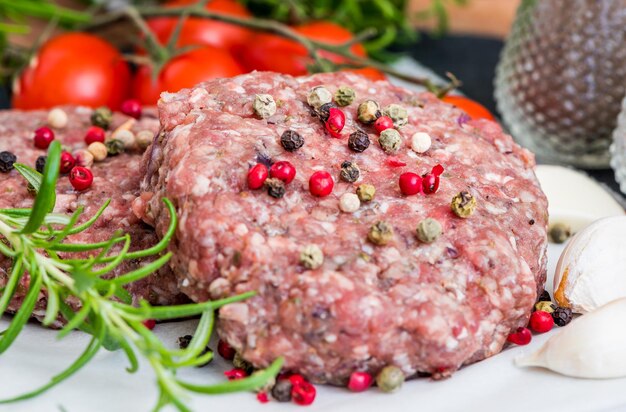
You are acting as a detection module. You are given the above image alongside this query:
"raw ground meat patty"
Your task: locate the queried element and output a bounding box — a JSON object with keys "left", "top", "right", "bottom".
{"left": 0, "top": 107, "right": 186, "bottom": 326}
{"left": 135, "top": 72, "right": 548, "bottom": 384}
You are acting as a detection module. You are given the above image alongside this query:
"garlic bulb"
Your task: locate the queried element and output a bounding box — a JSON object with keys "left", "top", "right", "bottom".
{"left": 515, "top": 298, "right": 626, "bottom": 379}
{"left": 553, "top": 216, "right": 626, "bottom": 313}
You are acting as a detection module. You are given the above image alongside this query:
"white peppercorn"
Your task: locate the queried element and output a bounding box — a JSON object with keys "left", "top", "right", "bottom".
{"left": 253, "top": 94, "right": 277, "bottom": 119}
{"left": 357, "top": 100, "right": 380, "bottom": 124}
{"left": 307, "top": 86, "right": 333, "bottom": 109}
{"left": 300, "top": 245, "right": 324, "bottom": 269}
{"left": 136, "top": 130, "right": 154, "bottom": 149}
{"left": 411, "top": 132, "right": 432, "bottom": 154}
{"left": 339, "top": 193, "right": 360, "bottom": 213}
{"left": 88, "top": 142, "right": 108, "bottom": 161}
{"left": 73, "top": 149, "right": 94, "bottom": 168}
{"left": 47, "top": 108, "right": 68, "bottom": 129}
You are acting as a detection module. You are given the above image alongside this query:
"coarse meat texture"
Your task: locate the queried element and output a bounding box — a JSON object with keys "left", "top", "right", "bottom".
{"left": 0, "top": 107, "right": 187, "bottom": 327}
{"left": 136, "top": 71, "right": 549, "bottom": 384}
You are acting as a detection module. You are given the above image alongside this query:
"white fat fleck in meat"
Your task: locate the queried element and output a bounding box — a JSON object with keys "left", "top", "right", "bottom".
{"left": 220, "top": 302, "right": 250, "bottom": 325}
{"left": 509, "top": 236, "right": 517, "bottom": 250}
{"left": 517, "top": 190, "right": 537, "bottom": 203}
{"left": 192, "top": 175, "right": 211, "bottom": 196}
{"left": 445, "top": 336, "right": 459, "bottom": 350}
{"left": 324, "top": 334, "right": 337, "bottom": 343}
{"left": 483, "top": 202, "right": 508, "bottom": 215}
{"left": 352, "top": 345, "right": 370, "bottom": 359}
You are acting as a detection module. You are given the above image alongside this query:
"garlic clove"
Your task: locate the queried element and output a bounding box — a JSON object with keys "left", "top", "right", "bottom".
{"left": 553, "top": 216, "right": 626, "bottom": 313}
{"left": 515, "top": 298, "right": 626, "bottom": 379}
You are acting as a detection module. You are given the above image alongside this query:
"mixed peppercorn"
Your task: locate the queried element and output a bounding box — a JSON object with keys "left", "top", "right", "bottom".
{"left": 507, "top": 290, "right": 574, "bottom": 346}
{"left": 1, "top": 100, "right": 148, "bottom": 194}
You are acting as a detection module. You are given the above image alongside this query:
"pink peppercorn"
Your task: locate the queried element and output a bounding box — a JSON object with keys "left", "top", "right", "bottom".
{"left": 347, "top": 371, "right": 373, "bottom": 392}
{"left": 507, "top": 327, "right": 532, "bottom": 345}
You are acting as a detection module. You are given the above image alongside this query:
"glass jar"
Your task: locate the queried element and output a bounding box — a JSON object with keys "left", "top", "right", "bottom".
{"left": 495, "top": 0, "right": 626, "bottom": 168}
{"left": 611, "top": 97, "right": 626, "bottom": 194}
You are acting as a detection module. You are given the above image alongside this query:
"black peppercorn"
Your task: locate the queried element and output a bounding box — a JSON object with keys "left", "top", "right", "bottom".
{"left": 35, "top": 156, "right": 47, "bottom": 173}
{"left": 316, "top": 102, "right": 335, "bottom": 122}
{"left": 340, "top": 161, "right": 360, "bottom": 183}
{"left": 271, "top": 379, "right": 293, "bottom": 402}
{"left": 280, "top": 130, "right": 304, "bottom": 152}
{"left": 552, "top": 306, "right": 573, "bottom": 327}
{"left": 265, "top": 178, "right": 286, "bottom": 198}
{"left": 537, "top": 290, "right": 551, "bottom": 303}
{"left": 178, "top": 335, "right": 193, "bottom": 349}
{"left": 348, "top": 131, "right": 370, "bottom": 152}
{"left": 0, "top": 151, "right": 17, "bottom": 173}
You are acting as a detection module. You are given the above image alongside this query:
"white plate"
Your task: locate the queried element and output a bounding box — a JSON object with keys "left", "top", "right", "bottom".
{"left": 1, "top": 167, "right": 625, "bottom": 412}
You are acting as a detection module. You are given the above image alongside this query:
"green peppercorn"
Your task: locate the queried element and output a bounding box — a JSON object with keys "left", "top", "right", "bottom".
{"left": 549, "top": 222, "right": 571, "bottom": 244}
{"left": 340, "top": 161, "right": 360, "bottom": 183}
{"left": 383, "top": 104, "right": 409, "bottom": 127}
{"left": 253, "top": 94, "right": 277, "bottom": 119}
{"left": 265, "top": 178, "right": 286, "bottom": 198}
{"left": 300, "top": 244, "right": 324, "bottom": 269}
{"left": 535, "top": 301, "right": 556, "bottom": 313}
{"left": 416, "top": 218, "right": 442, "bottom": 243}
{"left": 376, "top": 366, "right": 404, "bottom": 393}
{"left": 307, "top": 86, "right": 333, "bottom": 109}
{"left": 280, "top": 130, "right": 304, "bottom": 152}
{"left": 451, "top": 191, "right": 477, "bottom": 218}
{"left": 357, "top": 100, "right": 380, "bottom": 124}
{"left": 0, "top": 151, "right": 17, "bottom": 173}
{"left": 378, "top": 129, "right": 402, "bottom": 153}
{"left": 356, "top": 184, "right": 375, "bottom": 202}
{"left": 233, "top": 353, "right": 254, "bottom": 374}
{"left": 348, "top": 130, "right": 370, "bottom": 152}
{"left": 105, "top": 139, "right": 126, "bottom": 156}
{"left": 91, "top": 106, "right": 113, "bottom": 129}
{"left": 368, "top": 221, "right": 394, "bottom": 245}
{"left": 334, "top": 86, "right": 356, "bottom": 106}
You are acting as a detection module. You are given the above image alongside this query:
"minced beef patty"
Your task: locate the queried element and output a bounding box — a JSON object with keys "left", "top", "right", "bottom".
{"left": 135, "top": 72, "right": 548, "bottom": 384}
{"left": 0, "top": 107, "right": 187, "bottom": 326}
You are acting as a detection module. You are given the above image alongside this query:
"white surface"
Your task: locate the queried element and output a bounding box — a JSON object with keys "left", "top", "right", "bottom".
{"left": 536, "top": 165, "right": 624, "bottom": 231}
{"left": 2, "top": 167, "right": 626, "bottom": 412}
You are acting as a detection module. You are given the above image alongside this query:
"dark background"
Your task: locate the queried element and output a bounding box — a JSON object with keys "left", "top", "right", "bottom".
{"left": 2, "top": 33, "right": 623, "bottom": 198}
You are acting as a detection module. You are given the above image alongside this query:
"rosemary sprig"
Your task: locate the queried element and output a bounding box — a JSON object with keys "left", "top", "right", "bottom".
{"left": 0, "top": 141, "right": 282, "bottom": 411}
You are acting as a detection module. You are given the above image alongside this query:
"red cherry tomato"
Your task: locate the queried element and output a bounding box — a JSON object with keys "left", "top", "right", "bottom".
{"left": 234, "top": 21, "right": 385, "bottom": 80}
{"left": 12, "top": 33, "right": 130, "bottom": 110}
{"left": 132, "top": 46, "right": 244, "bottom": 105}
{"left": 441, "top": 95, "right": 495, "bottom": 121}
{"left": 146, "top": 0, "right": 252, "bottom": 51}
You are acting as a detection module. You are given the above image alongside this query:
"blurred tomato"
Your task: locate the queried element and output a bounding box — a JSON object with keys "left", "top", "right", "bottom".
{"left": 147, "top": 0, "right": 252, "bottom": 51}
{"left": 132, "top": 46, "right": 244, "bottom": 105}
{"left": 234, "top": 21, "right": 385, "bottom": 80}
{"left": 12, "top": 33, "right": 130, "bottom": 110}
{"left": 441, "top": 95, "right": 495, "bottom": 121}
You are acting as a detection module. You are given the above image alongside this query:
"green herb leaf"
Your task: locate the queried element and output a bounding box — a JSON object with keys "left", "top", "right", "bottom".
{"left": 19, "top": 140, "right": 60, "bottom": 234}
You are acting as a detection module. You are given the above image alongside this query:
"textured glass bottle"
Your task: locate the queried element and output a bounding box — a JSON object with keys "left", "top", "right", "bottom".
{"left": 495, "top": 0, "right": 626, "bottom": 168}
